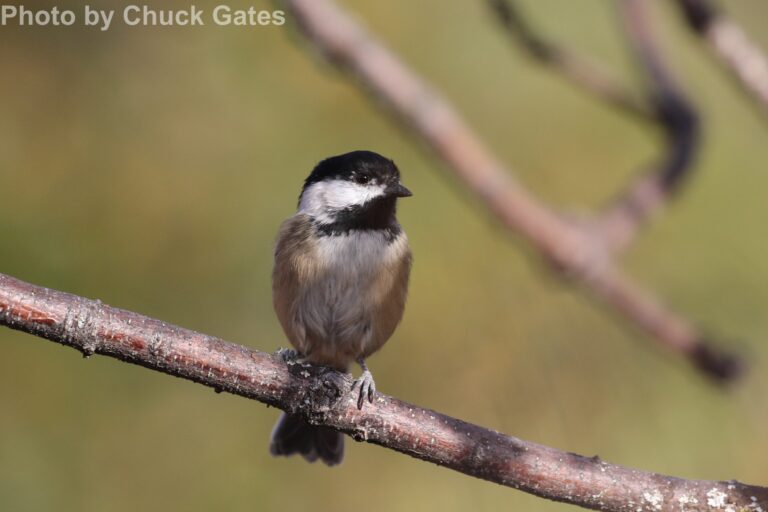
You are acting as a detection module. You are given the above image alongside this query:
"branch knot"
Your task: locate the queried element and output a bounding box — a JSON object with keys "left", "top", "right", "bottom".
{"left": 61, "top": 299, "right": 102, "bottom": 357}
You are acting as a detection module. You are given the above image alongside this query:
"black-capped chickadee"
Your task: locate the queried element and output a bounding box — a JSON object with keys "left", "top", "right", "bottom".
{"left": 269, "top": 150, "right": 413, "bottom": 466}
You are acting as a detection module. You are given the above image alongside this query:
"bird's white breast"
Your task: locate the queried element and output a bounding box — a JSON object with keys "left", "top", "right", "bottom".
{"left": 314, "top": 230, "right": 404, "bottom": 273}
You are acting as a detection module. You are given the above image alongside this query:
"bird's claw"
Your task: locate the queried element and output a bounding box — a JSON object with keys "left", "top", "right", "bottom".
{"left": 322, "top": 370, "right": 346, "bottom": 399}
{"left": 352, "top": 369, "right": 376, "bottom": 409}
{"left": 277, "top": 348, "right": 301, "bottom": 364}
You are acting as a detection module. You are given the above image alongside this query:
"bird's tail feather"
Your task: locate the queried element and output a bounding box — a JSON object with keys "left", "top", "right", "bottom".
{"left": 269, "top": 413, "right": 344, "bottom": 466}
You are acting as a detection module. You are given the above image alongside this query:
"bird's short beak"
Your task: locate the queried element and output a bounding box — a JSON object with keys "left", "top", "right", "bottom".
{"left": 388, "top": 183, "right": 413, "bottom": 198}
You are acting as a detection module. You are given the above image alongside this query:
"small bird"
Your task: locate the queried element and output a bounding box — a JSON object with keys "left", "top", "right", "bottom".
{"left": 270, "top": 150, "right": 413, "bottom": 466}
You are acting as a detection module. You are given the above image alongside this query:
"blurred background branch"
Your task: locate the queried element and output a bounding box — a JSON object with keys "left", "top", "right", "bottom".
{"left": 1, "top": 272, "right": 766, "bottom": 512}
{"left": 487, "top": 0, "right": 701, "bottom": 255}
{"left": 281, "top": 0, "right": 741, "bottom": 383}
{"left": 595, "top": 0, "right": 700, "bottom": 254}
{"left": 487, "top": 0, "right": 653, "bottom": 120}
{"left": 674, "top": 0, "right": 768, "bottom": 119}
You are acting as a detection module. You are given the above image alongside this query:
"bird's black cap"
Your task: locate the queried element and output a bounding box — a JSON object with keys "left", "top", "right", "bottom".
{"left": 303, "top": 150, "right": 402, "bottom": 190}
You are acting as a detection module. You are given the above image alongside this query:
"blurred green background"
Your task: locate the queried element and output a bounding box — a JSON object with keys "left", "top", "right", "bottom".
{"left": 2, "top": 1, "right": 768, "bottom": 510}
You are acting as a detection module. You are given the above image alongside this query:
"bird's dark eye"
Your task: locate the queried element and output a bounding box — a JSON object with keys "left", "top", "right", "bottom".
{"left": 355, "top": 174, "right": 371, "bottom": 185}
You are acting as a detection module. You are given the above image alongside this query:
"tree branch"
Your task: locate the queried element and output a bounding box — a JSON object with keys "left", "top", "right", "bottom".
{"left": 1, "top": 272, "right": 765, "bottom": 511}
{"left": 487, "top": 0, "right": 701, "bottom": 254}
{"left": 594, "top": 0, "right": 701, "bottom": 254}
{"left": 486, "top": 0, "right": 654, "bottom": 120}
{"left": 674, "top": 0, "right": 768, "bottom": 119}
{"left": 281, "top": 0, "right": 741, "bottom": 383}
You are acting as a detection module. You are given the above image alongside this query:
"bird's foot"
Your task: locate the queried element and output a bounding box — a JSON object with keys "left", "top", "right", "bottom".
{"left": 277, "top": 348, "right": 302, "bottom": 365}
{"left": 351, "top": 362, "right": 376, "bottom": 410}
{"left": 321, "top": 370, "right": 347, "bottom": 400}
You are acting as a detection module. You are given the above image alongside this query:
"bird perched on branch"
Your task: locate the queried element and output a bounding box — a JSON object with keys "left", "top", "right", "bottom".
{"left": 270, "top": 150, "right": 413, "bottom": 466}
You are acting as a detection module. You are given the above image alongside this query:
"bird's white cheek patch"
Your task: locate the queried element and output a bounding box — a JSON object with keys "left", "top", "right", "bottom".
{"left": 299, "top": 180, "right": 386, "bottom": 219}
